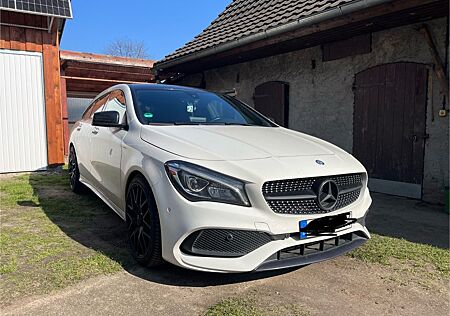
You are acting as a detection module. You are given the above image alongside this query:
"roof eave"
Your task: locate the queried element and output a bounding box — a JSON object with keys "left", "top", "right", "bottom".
{"left": 155, "top": 0, "right": 393, "bottom": 71}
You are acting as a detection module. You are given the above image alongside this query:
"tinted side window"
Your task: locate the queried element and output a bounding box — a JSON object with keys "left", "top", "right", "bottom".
{"left": 90, "top": 94, "right": 109, "bottom": 119}
{"left": 81, "top": 103, "right": 94, "bottom": 120}
{"left": 103, "top": 90, "right": 127, "bottom": 123}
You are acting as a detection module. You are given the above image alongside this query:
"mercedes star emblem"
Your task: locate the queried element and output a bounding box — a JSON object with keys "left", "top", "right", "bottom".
{"left": 317, "top": 180, "right": 339, "bottom": 210}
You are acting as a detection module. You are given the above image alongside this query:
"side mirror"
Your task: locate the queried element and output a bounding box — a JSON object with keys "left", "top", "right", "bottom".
{"left": 92, "top": 111, "right": 127, "bottom": 129}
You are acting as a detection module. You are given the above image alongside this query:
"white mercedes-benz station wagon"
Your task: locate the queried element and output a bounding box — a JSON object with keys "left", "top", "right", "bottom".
{"left": 69, "top": 84, "right": 371, "bottom": 273}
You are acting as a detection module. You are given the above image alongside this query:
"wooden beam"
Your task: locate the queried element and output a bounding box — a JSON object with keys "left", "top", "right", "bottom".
{"left": 60, "top": 76, "right": 69, "bottom": 157}
{"left": 62, "top": 76, "right": 148, "bottom": 84}
{"left": 63, "top": 67, "right": 154, "bottom": 82}
{"left": 42, "top": 23, "right": 64, "bottom": 165}
{"left": 60, "top": 50, "right": 155, "bottom": 68}
{"left": 62, "top": 60, "right": 153, "bottom": 75}
{"left": 64, "top": 81, "right": 120, "bottom": 93}
{"left": 419, "top": 24, "right": 449, "bottom": 100}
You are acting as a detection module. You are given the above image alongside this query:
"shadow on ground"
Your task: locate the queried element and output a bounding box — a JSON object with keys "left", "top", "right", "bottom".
{"left": 27, "top": 171, "right": 299, "bottom": 287}
{"left": 366, "top": 193, "right": 449, "bottom": 249}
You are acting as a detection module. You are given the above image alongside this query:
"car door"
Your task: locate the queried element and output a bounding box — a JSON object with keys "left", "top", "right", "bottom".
{"left": 73, "top": 94, "right": 108, "bottom": 183}
{"left": 89, "top": 89, "right": 128, "bottom": 208}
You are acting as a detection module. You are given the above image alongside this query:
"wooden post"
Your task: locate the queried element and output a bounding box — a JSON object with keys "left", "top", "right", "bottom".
{"left": 419, "top": 24, "right": 449, "bottom": 101}
{"left": 60, "top": 74, "right": 69, "bottom": 157}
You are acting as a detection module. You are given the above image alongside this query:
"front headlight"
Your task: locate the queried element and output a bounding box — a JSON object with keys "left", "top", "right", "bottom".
{"left": 164, "top": 161, "right": 251, "bottom": 207}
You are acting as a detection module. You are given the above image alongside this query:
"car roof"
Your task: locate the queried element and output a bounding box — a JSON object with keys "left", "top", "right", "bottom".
{"left": 128, "top": 83, "right": 206, "bottom": 93}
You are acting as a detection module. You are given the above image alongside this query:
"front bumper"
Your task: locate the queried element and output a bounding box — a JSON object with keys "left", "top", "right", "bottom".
{"left": 154, "top": 171, "right": 372, "bottom": 273}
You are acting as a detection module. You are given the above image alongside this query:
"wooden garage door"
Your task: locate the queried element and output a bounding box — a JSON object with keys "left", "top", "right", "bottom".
{"left": 254, "top": 81, "right": 289, "bottom": 127}
{"left": 353, "top": 63, "right": 427, "bottom": 198}
{"left": 0, "top": 50, "right": 48, "bottom": 173}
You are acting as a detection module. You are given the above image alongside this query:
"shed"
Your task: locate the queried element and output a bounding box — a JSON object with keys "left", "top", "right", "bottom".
{"left": 0, "top": 1, "right": 72, "bottom": 172}
{"left": 0, "top": 1, "right": 156, "bottom": 172}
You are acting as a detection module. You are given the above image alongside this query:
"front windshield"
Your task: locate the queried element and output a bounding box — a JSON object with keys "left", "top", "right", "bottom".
{"left": 131, "top": 89, "right": 276, "bottom": 127}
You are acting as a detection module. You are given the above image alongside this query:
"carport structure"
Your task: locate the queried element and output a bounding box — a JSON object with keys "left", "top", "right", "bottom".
{"left": 60, "top": 50, "right": 155, "bottom": 94}
{"left": 59, "top": 50, "right": 156, "bottom": 155}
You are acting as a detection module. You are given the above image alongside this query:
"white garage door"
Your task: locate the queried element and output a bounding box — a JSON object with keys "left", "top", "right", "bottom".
{"left": 0, "top": 50, "right": 48, "bottom": 173}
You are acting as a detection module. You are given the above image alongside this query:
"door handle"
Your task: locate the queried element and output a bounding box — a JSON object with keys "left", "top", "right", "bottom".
{"left": 92, "top": 127, "right": 99, "bottom": 135}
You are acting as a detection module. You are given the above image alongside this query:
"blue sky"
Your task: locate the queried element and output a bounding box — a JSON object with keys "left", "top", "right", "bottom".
{"left": 61, "top": 0, "right": 231, "bottom": 60}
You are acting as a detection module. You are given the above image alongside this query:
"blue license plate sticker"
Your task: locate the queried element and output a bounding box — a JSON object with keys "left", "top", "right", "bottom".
{"left": 299, "top": 220, "right": 308, "bottom": 239}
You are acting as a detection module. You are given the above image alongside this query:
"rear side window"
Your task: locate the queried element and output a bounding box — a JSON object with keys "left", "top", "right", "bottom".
{"left": 103, "top": 90, "right": 127, "bottom": 124}
{"left": 81, "top": 94, "right": 109, "bottom": 120}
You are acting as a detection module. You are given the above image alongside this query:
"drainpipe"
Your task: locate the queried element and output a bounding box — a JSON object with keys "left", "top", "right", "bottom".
{"left": 156, "top": 0, "right": 393, "bottom": 70}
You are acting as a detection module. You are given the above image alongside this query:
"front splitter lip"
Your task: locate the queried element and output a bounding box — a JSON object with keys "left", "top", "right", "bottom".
{"left": 255, "top": 233, "right": 368, "bottom": 272}
{"left": 175, "top": 224, "right": 370, "bottom": 273}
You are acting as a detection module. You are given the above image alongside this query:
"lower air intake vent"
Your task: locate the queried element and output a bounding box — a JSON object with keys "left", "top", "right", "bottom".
{"left": 181, "top": 229, "right": 272, "bottom": 257}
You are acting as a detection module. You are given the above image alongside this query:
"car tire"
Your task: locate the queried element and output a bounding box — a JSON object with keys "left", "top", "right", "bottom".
{"left": 126, "top": 174, "right": 164, "bottom": 267}
{"left": 68, "top": 146, "right": 85, "bottom": 194}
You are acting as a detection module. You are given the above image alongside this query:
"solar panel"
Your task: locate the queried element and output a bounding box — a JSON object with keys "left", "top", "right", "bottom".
{"left": 0, "top": 0, "right": 73, "bottom": 19}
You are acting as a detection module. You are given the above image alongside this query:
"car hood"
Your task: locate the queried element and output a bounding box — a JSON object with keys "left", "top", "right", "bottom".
{"left": 140, "top": 125, "right": 337, "bottom": 161}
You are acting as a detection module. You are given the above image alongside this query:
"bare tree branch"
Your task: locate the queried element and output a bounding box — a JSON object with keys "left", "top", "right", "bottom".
{"left": 104, "top": 38, "right": 150, "bottom": 59}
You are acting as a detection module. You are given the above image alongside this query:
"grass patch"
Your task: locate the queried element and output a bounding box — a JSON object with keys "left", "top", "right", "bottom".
{"left": 0, "top": 171, "right": 128, "bottom": 306}
{"left": 205, "top": 295, "right": 310, "bottom": 316}
{"left": 205, "top": 298, "right": 259, "bottom": 316}
{"left": 348, "top": 234, "right": 450, "bottom": 278}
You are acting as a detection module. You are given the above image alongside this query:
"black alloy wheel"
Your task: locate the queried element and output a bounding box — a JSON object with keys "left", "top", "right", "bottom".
{"left": 68, "top": 146, "right": 85, "bottom": 193}
{"left": 126, "top": 175, "right": 163, "bottom": 267}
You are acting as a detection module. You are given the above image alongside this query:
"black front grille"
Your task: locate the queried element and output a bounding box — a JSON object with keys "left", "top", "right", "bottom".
{"left": 335, "top": 189, "right": 361, "bottom": 210}
{"left": 262, "top": 178, "right": 316, "bottom": 195}
{"left": 267, "top": 199, "right": 326, "bottom": 215}
{"left": 181, "top": 229, "right": 272, "bottom": 257}
{"left": 262, "top": 173, "right": 363, "bottom": 215}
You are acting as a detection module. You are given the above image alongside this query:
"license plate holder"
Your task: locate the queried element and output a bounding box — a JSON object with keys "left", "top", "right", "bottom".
{"left": 299, "top": 213, "right": 354, "bottom": 239}
{"left": 299, "top": 220, "right": 310, "bottom": 239}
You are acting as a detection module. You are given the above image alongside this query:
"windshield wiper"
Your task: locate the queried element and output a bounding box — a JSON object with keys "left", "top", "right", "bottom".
{"left": 173, "top": 122, "right": 201, "bottom": 125}
{"left": 173, "top": 122, "right": 227, "bottom": 125}
{"left": 224, "top": 123, "right": 256, "bottom": 126}
{"left": 172, "top": 122, "right": 257, "bottom": 126}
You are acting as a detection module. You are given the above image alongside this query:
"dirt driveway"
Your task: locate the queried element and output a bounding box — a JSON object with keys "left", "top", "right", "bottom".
{"left": 1, "top": 172, "right": 449, "bottom": 315}
{"left": 3, "top": 255, "right": 448, "bottom": 316}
